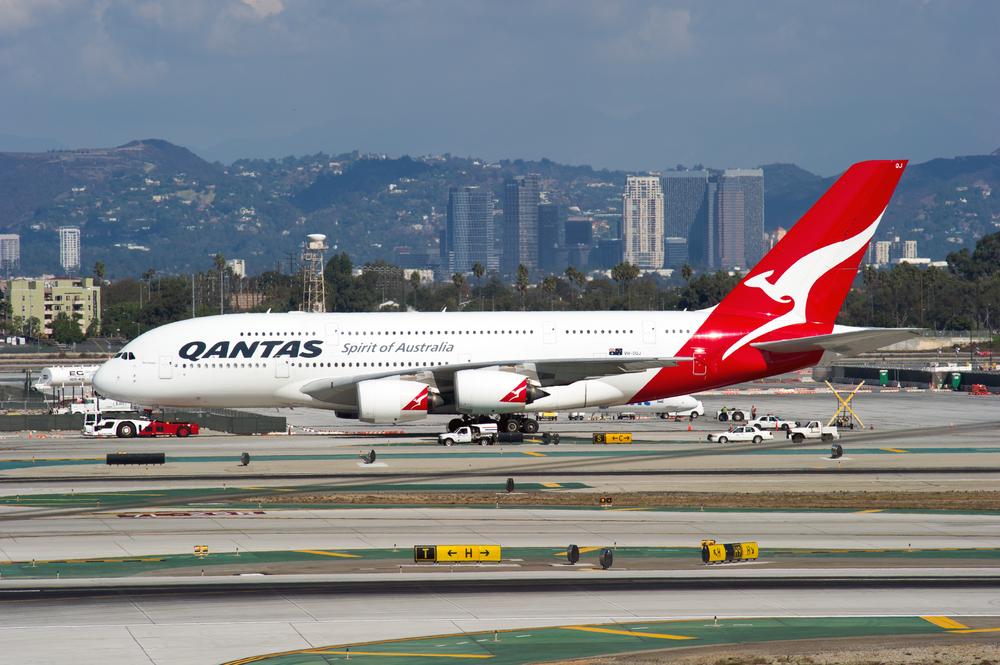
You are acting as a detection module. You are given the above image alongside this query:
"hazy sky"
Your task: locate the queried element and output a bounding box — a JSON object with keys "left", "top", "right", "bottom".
{"left": 1, "top": 0, "right": 998, "bottom": 175}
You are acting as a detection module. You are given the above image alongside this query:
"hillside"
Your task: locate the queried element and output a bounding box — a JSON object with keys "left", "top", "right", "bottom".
{"left": 1, "top": 141, "right": 998, "bottom": 279}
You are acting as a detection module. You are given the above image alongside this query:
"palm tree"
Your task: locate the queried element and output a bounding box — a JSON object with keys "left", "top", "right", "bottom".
{"left": 93, "top": 260, "right": 106, "bottom": 284}
{"left": 681, "top": 263, "right": 693, "bottom": 284}
{"left": 542, "top": 275, "right": 557, "bottom": 309}
{"left": 409, "top": 270, "right": 421, "bottom": 311}
{"left": 515, "top": 263, "right": 530, "bottom": 311}
{"left": 452, "top": 272, "right": 466, "bottom": 311}
{"left": 472, "top": 261, "right": 485, "bottom": 311}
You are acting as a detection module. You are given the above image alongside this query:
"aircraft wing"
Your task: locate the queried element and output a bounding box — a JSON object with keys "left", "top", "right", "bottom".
{"left": 750, "top": 327, "right": 921, "bottom": 357}
{"left": 299, "top": 355, "right": 692, "bottom": 406}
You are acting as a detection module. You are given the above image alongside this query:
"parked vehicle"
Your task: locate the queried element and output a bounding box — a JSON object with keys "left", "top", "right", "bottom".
{"left": 568, "top": 412, "right": 586, "bottom": 421}
{"left": 707, "top": 425, "right": 773, "bottom": 444}
{"left": 749, "top": 414, "right": 799, "bottom": 431}
{"left": 787, "top": 421, "right": 841, "bottom": 443}
{"left": 84, "top": 413, "right": 198, "bottom": 438}
{"left": 438, "top": 423, "right": 499, "bottom": 446}
{"left": 716, "top": 407, "right": 751, "bottom": 422}
{"left": 660, "top": 401, "right": 705, "bottom": 419}
{"left": 536, "top": 412, "right": 559, "bottom": 421}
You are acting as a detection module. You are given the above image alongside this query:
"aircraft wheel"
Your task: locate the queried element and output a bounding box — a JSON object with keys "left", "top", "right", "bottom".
{"left": 521, "top": 419, "right": 539, "bottom": 434}
{"left": 501, "top": 418, "right": 519, "bottom": 433}
{"left": 116, "top": 422, "right": 136, "bottom": 438}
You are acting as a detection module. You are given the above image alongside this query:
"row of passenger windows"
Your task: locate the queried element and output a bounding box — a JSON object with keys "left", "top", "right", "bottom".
{"left": 344, "top": 330, "right": 531, "bottom": 336}
{"left": 240, "top": 332, "right": 315, "bottom": 337}
{"left": 564, "top": 329, "right": 690, "bottom": 334}
{"left": 179, "top": 361, "right": 448, "bottom": 369}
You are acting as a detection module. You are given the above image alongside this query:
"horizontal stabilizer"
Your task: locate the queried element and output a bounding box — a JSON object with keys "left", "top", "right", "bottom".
{"left": 750, "top": 327, "right": 921, "bottom": 357}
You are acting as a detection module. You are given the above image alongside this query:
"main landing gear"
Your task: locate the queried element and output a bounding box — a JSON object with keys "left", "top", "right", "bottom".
{"left": 447, "top": 415, "right": 539, "bottom": 434}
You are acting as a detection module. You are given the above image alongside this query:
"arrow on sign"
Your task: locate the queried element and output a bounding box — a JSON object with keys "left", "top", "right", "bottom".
{"left": 448, "top": 550, "right": 457, "bottom": 557}
{"left": 481, "top": 549, "right": 490, "bottom": 556}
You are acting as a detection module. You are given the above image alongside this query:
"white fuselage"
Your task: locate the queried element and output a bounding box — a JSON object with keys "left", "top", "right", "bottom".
{"left": 93, "top": 310, "right": 711, "bottom": 411}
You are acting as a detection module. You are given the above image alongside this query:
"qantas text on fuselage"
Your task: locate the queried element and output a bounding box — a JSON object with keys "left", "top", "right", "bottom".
{"left": 93, "top": 160, "right": 919, "bottom": 425}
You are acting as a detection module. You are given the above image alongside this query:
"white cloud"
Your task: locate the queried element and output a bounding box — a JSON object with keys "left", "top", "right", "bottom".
{"left": 0, "top": 0, "right": 75, "bottom": 36}
{"left": 601, "top": 7, "right": 694, "bottom": 61}
{"left": 241, "top": 0, "right": 284, "bottom": 19}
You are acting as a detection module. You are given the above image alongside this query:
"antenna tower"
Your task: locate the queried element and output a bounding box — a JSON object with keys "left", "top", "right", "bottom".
{"left": 301, "top": 234, "right": 328, "bottom": 313}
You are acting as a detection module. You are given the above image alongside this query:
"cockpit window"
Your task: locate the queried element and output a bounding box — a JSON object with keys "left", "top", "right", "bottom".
{"left": 113, "top": 353, "right": 122, "bottom": 358}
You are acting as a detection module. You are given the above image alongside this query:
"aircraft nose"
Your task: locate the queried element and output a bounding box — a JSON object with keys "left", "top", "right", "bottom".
{"left": 92, "top": 362, "right": 115, "bottom": 398}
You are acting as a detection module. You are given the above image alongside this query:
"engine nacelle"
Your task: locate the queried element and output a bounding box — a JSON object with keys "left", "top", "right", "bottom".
{"left": 357, "top": 377, "right": 440, "bottom": 424}
{"left": 455, "top": 369, "right": 546, "bottom": 414}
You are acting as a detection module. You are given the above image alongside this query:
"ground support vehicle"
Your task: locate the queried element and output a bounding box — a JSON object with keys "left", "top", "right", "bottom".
{"left": 568, "top": 412, "right": 586, "bottom": 421}
{"left": 787, "top": 421, "right": 840, "bottom": 443}
{"left": 438, "top": 423, "right": 499, "bottom": 446}
{"left": 536, "top": 412, "right": 558, "bottom": 421}
{"left": 749, "top": 414, "right": 798, "bottom": 431}
{"left": 84, "top": 413, "right": 198, "bottom": 438}
{"left": 707, "top": 425, "right": 773, "bottom": 444}
{"left": 659, "top": 402, "right": 705, "bottom": 419}
{"left": 716, "top": 407, "right": 750, "bottom": 422}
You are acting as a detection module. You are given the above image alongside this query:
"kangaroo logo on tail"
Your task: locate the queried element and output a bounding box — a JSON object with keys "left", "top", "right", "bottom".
{"left": 722, "top": 212, "right": 884, "bottom": 360}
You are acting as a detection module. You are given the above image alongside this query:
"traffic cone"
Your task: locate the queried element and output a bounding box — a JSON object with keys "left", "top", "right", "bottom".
{"left": 688, "top": 424, "right": 692, "bottom": 431}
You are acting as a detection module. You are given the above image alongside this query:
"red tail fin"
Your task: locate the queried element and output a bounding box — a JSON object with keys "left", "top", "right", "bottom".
{"left": 709, "top": 160, "right": 906, "bottom": 359}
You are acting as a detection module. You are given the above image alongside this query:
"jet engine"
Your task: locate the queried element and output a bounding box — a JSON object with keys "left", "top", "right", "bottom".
{"left": 455, "top": 368, "right": 547, "bottom": 414}
{"left": 357, "top": 377, "right": 442, "bottom": 424}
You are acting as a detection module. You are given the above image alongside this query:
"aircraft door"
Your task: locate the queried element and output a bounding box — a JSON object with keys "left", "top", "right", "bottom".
{"left": 275, "top": 360, "right": 289, "bottom": 378}
{"left": 643, "top": 320, "right": 656, "bottom": 344}
{"left": 543, "top": 321, "right": 556, "bottom": 344}
{"left": 692, "top": 347, "right": 707, "bottom": 376}
{"left": 158, "top": 356, "right": 172, "bottom": 379}
{"left": 325, "top": 322, "right": 339, "bottom": 354}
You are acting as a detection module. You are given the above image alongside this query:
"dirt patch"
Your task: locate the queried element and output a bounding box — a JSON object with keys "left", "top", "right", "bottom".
{"left": 247, "top": 490, "right": 1000, "bottom": 511}
{"left": 547, "top": 633, "right": 1000, "bottom": 664}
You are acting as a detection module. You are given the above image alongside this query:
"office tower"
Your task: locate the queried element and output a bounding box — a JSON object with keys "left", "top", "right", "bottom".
{"left": 711, "top": 169, "right": 764, "bottom": 270}
{"left": 59, "top": 227, "right": 81, "bottom": 273}
{"left": 537, "top": 204, "right": 560, "bottom": 269}
{"left": 661, "top": 171, "right": 710, "bottom": 240}
{"left": 622, "top": 176, "right": 664, "bottom": 269}
{"left": 564, "top": 217, "right": 593, "bottom": 246}
{"left": 874, "top": 241, "right": 892, "bottom": 264}
{"left": 595, "top": 238, "right": 623, "bottom": 270}
{"left": 443, "top": 186, "right": 496, "bottom": 274}
{"left": 664, "top": 237, "right": 688, "bottom": 268}
{"left": 0, "top": 234, "right": 20, "bottom": 271}
{"left": 501, "top": 174, "right": 540, "bottom": 273}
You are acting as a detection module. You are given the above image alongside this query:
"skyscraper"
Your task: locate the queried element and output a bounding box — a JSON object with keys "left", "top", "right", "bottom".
{"left": 443, "top": 187, "right": 496, "bottom": 273}
{"left": 712, "top": 169, "right": 764, "bottom": 270}
{"left": 672, "top": 169, "right": 764, "bottom": 270}
{"left": 59, "top": 227, "right": 81, "bottom": 273}
{"left": 0, "top": 234, "right": 20, "bottom": 272}
{"left": 501, "top": 174, "right": 540, "bottom": 273}
{"left": 622, "top": 176, "right": 664, "bottom": 269}
{"left": 537, "top": 203, "right": 560, "bottom": 270}
{"left": 564, "top": 218, "right": 593, "bottom": 246}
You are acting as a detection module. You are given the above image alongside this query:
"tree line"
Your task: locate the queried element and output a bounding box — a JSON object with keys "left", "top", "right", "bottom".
{"left": 5, "top": 230, "right": 999, "bottom": 342}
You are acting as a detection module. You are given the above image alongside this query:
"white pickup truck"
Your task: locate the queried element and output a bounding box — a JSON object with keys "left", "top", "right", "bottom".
{"left": 438, "top": 423, "right": 499, "bottom": 446}
{"left": 787, "top": 421, "right": 840, "bottom": 443}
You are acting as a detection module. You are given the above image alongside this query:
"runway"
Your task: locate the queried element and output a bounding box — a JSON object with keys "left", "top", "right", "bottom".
{"left": 1, "top": 388, "right": 999, "bottom": 664}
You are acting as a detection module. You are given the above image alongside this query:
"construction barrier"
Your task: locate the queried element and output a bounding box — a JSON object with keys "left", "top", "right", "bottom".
{"left": 0, "top": 413, "right": 84, "bottom": 431}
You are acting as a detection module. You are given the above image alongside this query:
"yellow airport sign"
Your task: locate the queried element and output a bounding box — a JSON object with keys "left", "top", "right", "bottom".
{"left": 415, "top": 545, "right": 501, "bottom": 563}
{"left": 593, "top": 433, "right": 632, "bottom": 444}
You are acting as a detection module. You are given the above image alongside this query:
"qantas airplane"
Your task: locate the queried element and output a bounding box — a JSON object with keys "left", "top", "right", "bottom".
{"left": 93, "top": 160, "right": 917, "bottom": 434}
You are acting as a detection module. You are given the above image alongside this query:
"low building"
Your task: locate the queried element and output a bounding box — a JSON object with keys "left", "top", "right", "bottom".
{"left": 5, "top": 277, "right": 101, "bottom": 337}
